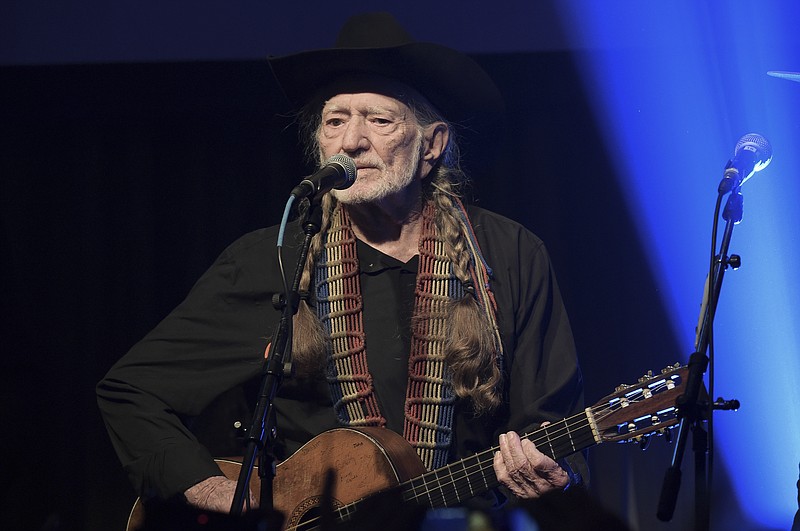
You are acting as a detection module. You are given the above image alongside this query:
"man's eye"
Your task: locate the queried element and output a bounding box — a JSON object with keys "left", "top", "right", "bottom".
{"left": 325, "top": 118, "right": 345, "bottom": 127}
{"left": 371, "top": 118, "right": 392, "bottom": 125}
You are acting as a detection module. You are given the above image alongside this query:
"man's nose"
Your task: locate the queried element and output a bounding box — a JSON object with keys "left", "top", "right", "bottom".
{"left": 340, "top": 118, "right": 370, "bottom": 153}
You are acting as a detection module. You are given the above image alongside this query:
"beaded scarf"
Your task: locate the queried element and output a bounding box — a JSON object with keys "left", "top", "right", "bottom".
{"left": 313, "top": 199, "right": 503, "bottom": 470}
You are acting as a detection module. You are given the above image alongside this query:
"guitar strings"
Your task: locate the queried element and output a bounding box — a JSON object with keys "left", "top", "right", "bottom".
{"left": 398, "top": 374, "right": 680, "bottom": 506}
{"left": 282, "top": 372, "right": 681, "bottom": 530}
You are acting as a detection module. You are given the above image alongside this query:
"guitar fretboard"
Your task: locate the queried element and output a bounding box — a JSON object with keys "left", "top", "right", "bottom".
{"left": 397, "top": 410, "right": 598, "bottom": 508}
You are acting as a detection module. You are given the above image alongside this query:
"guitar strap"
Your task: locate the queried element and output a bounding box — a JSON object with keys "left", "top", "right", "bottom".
{"left": 314, "top": 200, "right": 502, "bottom": 471}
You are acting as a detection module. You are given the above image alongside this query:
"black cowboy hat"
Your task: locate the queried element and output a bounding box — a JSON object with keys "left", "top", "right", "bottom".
{"left": 267, "top": 12, "right": 505, "bottom": 136}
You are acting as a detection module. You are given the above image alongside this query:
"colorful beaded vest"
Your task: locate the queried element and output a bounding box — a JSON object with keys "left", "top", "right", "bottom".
{"left": 313, "top": 199, "right": 503, "bottom": 470}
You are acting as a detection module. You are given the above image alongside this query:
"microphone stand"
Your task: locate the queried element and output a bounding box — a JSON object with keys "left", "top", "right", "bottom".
{"left": 657, "top": 190, "right": 743, "bottom": 529}
{"left": 230, "top": 197, "right": 323, "bottom": 519}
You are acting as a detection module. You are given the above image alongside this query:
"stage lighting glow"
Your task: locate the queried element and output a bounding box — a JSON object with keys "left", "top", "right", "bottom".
{"left": 557, "top": 2, "right": 800, "bottom": 529}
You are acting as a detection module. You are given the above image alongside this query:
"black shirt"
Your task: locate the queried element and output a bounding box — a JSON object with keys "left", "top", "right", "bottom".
{"left": 358, "top": 239, "right": 418, "bottom": 433}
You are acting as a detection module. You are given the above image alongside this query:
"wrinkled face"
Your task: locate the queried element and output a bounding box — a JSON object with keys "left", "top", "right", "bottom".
{"left": 317, "top": 92, "right": 424, "bottom": 205}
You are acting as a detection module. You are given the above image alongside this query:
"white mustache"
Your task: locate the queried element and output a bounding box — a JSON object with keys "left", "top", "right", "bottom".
{"left": 353, "top": 159, "right": 385, "bottom": 171}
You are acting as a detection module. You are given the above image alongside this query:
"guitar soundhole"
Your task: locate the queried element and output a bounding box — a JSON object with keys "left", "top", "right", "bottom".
{"left": 289, "top": 496, "right": 343, "bottom": 531}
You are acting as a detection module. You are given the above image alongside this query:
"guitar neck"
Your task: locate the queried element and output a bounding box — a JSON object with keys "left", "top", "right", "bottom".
{"left": 398, "top": 409, "right": 599, "bottom": 508}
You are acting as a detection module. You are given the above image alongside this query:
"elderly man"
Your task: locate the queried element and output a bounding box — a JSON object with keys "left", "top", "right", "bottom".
{"left": 98, "top": 12, "right": 586, "bottom": 521}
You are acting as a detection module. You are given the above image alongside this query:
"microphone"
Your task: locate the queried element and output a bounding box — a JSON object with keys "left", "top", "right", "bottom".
{"left": 718, "top": 133, "right": 772, "bottom": 194}
{"left": 290, "top": 154, "right": 357, "bottom": 199}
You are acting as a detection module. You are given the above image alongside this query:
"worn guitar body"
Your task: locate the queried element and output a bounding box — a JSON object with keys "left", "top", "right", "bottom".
{"left": 128, "top": 427, "right": 427, "bottom": 531}
{"left": 272, "top": 427, "right": 427, "bottom": 529}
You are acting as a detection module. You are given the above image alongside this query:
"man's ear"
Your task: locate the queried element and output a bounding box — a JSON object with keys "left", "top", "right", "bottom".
{"left": 420, "top": 122, "right": 450, "bottom": 176}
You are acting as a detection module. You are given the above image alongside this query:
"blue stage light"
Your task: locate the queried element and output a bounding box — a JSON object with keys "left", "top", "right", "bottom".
{"left": 557, "top": 2, "right": 800, "bottom": 528}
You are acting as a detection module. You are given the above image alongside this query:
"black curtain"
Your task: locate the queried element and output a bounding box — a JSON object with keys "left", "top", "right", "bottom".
{"left": 0, "top": 55, "right": 755, "bottom": 530}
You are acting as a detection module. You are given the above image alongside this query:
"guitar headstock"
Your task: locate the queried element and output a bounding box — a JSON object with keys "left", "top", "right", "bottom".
{"left": 591, "top": 364, "right": 687, "bottom": 444}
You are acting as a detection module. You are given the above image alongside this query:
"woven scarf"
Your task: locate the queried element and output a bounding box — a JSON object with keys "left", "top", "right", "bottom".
{"left": 313, "top": 199, "right": 502, "bottom": 470}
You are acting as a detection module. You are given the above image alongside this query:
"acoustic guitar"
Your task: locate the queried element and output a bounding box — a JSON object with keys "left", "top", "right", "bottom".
{"left": 128, "top": 364, "right": 687, "bottom": 530}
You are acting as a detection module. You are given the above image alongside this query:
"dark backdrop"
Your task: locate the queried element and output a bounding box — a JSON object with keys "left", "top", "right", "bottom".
{"left": 0, "top": 53, "right": 756, "bottom": 530}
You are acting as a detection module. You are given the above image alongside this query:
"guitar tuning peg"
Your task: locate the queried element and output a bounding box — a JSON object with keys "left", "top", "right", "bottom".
{"left": 639, "top": 436, "right": 651, "bottom": 451}
{"left": 615, "top": 384, "right": 628, "bottom": 392}
{"left": 638, "top": 370, "right": 653, "bottom": 383}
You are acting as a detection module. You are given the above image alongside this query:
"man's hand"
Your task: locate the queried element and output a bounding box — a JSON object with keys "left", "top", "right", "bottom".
{"left": 184, "top": 476, "right": 258, "bottom": 513}
{"left": 493, "top": 430, "right": 570, "bottom": 498}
